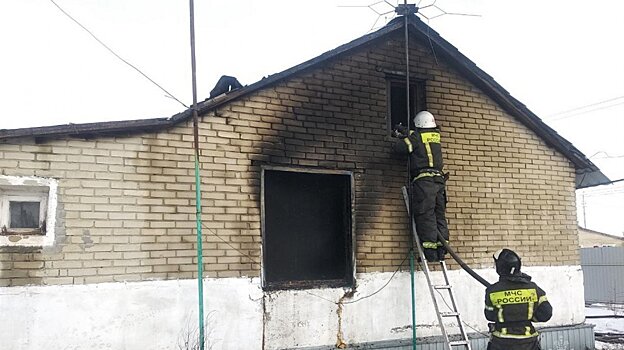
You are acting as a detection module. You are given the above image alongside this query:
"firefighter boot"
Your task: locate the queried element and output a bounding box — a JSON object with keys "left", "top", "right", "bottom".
{"left": 423, "top": 248, "right": 438, "bottom": 262}
{"left": 437, "top": 245, "right": 447, "bottom": 261}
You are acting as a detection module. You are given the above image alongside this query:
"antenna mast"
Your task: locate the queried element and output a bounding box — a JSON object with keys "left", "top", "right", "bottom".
{"left": 396, "top": 2, "right": 418, "bottom": 131}
{"left": 188, "top": 0, "right": 205, "bottom": 349}
{"left": 396, "top": 3, "right": 418, "bottom": 350}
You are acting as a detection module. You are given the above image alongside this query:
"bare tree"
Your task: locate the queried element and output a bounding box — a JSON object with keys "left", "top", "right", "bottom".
{"left": 177, "top": 311, "right": 217, "bottom": 350}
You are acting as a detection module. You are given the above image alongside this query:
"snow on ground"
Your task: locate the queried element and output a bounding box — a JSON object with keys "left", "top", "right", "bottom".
{"left": 586, "top": 304, "right": 624, "bottom": 349}
{"left": 596, "top": 341, "right": 624, "bottom": 350}
{"left": 586, "top": 304, "right": 624, "bottom": 334}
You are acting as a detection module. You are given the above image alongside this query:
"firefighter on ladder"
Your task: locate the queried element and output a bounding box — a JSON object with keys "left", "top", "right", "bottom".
{"left": 485, "top": 249, "right": 553, "bottom": 350}
{"left": 392, "top": 110, "right": 449, "bottom": 262}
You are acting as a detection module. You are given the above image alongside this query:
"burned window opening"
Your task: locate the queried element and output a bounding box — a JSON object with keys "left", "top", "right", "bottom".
{"left": 262, "top": 169, "right": 353, "bottom": 290}
{"left": 388, "top": 79, "right": 427, "bottom": 133}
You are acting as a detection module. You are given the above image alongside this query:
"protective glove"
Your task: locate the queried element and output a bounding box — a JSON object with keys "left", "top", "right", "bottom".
{"left": 392, "top": 123, "right": 409, "bottom": 138}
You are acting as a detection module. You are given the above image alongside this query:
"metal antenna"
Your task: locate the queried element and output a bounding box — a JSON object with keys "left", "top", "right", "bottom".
{"left": 338, "top": 0, "right": 480, "bottom": 33}
{"left": 415, "top": 0, "right": 480, "bottom": 65}
{"left": 338, "top": 1, "right": 396, "bottom": 32}
{"left": 418, "top": 0, "right": 481, "bottom": 21}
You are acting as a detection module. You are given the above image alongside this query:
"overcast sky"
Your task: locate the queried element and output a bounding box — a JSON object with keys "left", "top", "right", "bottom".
{"left": 1, "top": 0, "right": 623, "bottom": 235}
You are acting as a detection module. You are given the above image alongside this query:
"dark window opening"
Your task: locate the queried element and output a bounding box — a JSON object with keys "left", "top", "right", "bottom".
{"left": 9, "top": 201, "right": 40, "bottom": 229}
{"left": 388, "top": 79, "right": 426, "bottom": 133}
{"left": 262, "top": 169, "right": 353, "bottom": 290}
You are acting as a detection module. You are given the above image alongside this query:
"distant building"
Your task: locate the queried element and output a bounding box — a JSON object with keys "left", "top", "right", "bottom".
{"left": 578, "top": 226, "right": 624, "bottom": 247}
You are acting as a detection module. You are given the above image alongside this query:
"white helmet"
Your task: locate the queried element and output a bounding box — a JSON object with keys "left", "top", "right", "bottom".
{"left": 414, "top": 111, "right": 436, "bottom": 128}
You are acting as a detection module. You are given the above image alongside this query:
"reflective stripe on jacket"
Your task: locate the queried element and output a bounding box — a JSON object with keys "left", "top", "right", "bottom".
{"left": 398, "top": 128, "right": 444, "bottom": 176}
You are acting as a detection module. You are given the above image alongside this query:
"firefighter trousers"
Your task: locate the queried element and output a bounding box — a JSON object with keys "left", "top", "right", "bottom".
{"left": 410, "top": 176, "right": 449, "bottom": 246}
{"left": 487, "top": 336, "right": 541, "bottom": 350}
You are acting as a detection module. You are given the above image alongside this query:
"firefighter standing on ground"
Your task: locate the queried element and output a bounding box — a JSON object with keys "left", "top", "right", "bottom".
{"left": 392, "top": 110, "right": 449, "bottom": 262}
{"left": 485, "top": 249, "right": 553, "bottom": 350}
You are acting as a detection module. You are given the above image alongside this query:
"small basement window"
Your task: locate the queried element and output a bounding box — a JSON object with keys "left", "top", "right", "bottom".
{"left": 262, "top": 168, "right": 354, "bottom": 290}
{"left": 0, "top": 175, "right": 58, "bottom": 247}
{"left": 388, "top": 78, "right": 426, "bottom": 133}
{"left": 5, "top": 196, "right": 46, "bottom": 232}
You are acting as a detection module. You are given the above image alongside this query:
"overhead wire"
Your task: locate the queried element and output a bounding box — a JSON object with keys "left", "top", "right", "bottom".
{"left": 544, "top": 95, "right": 624, "bottom": 121}
{"left": 579, "top": 180, "right": 624, "bottom": 196}
{"left": 49, "top": 0, "right": 188, "bottom": 109}
{"left": 590, "top": 151, "right": 624, "bottom": 159}
{"left": 583, "top": 188, "right": 624, "bottom": 197}
{"left": 546, "top": 101, "right": 624, "bottom": 122}
{"left": 423, "top": 16, "right": 439, "bottom": 65}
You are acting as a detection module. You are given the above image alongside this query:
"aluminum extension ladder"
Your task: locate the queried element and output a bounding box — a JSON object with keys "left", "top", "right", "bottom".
{"left": 402, "top": 186, "right": 471, "bottom": 350}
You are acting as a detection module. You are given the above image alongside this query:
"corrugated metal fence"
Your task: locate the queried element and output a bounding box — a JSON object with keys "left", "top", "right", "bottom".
{"left": 581, "top": 246, "right": 624, "bottom": 304}
{"left": 294, "top": 324, "right": 595, "bottom": 350}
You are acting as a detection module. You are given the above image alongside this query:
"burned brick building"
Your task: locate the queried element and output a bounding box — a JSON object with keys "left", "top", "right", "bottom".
{"left": 0, "top": 15, "right": 605, "bottom": 350}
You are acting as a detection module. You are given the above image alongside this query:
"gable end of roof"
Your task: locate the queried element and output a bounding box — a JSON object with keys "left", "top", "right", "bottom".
{"left": 0, "top": 16, "right": 609, "bottom": 188}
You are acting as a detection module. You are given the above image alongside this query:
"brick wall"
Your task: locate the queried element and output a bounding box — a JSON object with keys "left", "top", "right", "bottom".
{"left": 0, "top": 32, "right": 578, "bottom": 287}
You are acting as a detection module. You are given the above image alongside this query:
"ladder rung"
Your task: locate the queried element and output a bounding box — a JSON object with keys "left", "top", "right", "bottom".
{"left": 433, "top": 284, "right": 451, "bottom": 289}
{"left": 449, "top": 340, "right": 470, "bottom": 346}
{"left": 440, "top": 312, "right": 460, "bottom": 317}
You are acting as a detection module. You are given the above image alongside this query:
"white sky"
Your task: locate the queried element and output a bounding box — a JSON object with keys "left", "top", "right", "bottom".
{"left": 1, "top": 0, "right": 623, "bottom": 235}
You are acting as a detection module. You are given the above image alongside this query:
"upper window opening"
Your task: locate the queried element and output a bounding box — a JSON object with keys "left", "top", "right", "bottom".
{"left": 388, "top": 79, "right": 426, "bottom": 133}
{"left": 262, "top": 168, "right": 353, "bottom": 290}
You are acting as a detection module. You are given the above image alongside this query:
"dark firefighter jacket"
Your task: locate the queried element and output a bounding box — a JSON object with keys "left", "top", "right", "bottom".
{"left": 484, "top": 273, "right": 553, "bottom": 339}
{"left": 393, "top": 128, "right": 444, "bottom": 180}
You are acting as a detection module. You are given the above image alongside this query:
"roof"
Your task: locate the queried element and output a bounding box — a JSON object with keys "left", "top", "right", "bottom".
{"left": 579, "top": 226, "right": 624, "bottom": 241}
{"left": 0, "top": 15, "right": 609, "bottom": 188}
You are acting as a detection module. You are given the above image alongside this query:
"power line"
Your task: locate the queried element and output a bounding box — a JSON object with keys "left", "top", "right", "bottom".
{"left": 544, "top": 95, "right": 624, "bottom": 121}
{"left": 546, "top": 95, "right": 624, "bottom": 117}
{"left": 583, "top": 190, "right": 624, "bottom": 198}
{"left": 590, "top": 151, "right": 624, "bottom": 159}
{"left": 580, "top": 186, "right": 624, "bottom": 197}
{"left": 49, "top": 0, "right": 188, "bottom": 109}
{"left": 547, "top": 102, "right": 624, "bottom": 122}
